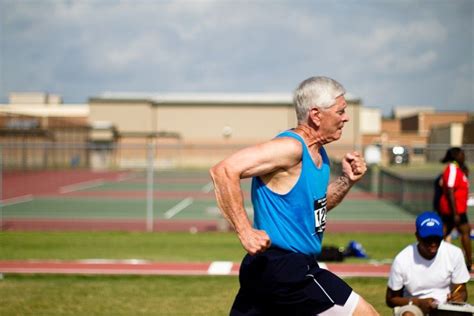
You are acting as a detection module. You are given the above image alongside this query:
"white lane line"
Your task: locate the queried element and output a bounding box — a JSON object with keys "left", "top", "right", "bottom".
{"left": 1, "top": 194, "right": 34, "bottom": 206}
{"left": 201, "top": 182, "right": 213, "bottom": 193}
{"left": 79, "top": 259, "right": 149, "bottom": 264}
{"left": 116, "top": 173, "right": 137, "bottom": 182}
{"left": 59, "top": 179, "right": 104, "bottom": 194}
{"left": 207, "top": 261, "right": 233, "bottom": 275}
{"left": 163, "top": 197, "right": 194, "bottom": 219}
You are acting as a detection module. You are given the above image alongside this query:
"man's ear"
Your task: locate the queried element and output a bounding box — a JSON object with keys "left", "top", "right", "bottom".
{"left": 309, "top": 107, "right": 321, "bottom": 126}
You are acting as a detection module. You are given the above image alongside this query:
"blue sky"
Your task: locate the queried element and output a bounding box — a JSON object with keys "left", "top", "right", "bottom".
{"left": 1, "top": 0, "right": 472, "bottom": 115}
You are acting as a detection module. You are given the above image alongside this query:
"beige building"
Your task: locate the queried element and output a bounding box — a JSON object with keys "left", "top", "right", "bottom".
{"left": 4, "top": 91, "right": 472, "bottom": 169}
{"left": 89, "top": 93, "right": 364, "bottom": 167}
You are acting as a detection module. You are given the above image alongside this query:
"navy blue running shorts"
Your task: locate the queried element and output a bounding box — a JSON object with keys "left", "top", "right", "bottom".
{"left": 230, "top": 247, "right": 353, "bottom": 316}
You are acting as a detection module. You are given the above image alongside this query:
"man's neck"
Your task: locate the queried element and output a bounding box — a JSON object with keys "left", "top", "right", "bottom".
{"left": 416, "top": 243, "right": 438, "bottom": 261}
{"left": 293, "top": 124, "right": 323, "bottom": 148}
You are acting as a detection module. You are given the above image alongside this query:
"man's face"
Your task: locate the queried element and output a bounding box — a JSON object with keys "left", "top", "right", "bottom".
{"left": 316, "top": 95, "right": 349, "bottom": 143}
{"left": 416, "top": 235, "right": 442, "bottom": 260}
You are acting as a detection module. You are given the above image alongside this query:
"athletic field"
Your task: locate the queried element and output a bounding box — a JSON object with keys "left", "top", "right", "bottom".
{"left": 1, "top": 169, "right": 473, "bottom": 315}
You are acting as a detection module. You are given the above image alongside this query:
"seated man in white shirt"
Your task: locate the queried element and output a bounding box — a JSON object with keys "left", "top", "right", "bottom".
{"left": 386, "top": 211, "right": 470, "bottom": 316}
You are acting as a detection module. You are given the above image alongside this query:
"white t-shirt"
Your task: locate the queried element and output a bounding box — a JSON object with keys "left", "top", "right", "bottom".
{"left": 387, "top": 241, "right": 470, "bottom": 303}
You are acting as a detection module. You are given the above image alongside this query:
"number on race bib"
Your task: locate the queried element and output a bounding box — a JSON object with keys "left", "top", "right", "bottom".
{"left": 314, "top": 196, "right": 327, "bottom": 233}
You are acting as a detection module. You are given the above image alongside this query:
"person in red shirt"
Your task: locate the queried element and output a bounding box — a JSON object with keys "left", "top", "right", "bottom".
{"left": 438, "top": 147, "right": 471, "bottom": 271}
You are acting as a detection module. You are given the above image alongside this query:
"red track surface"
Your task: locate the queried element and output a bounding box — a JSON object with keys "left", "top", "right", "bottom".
{"left": 0, "top": 260, "right": 386, "bottom": 277}
{"left": 1, "top": 260, "right": 472, "bottom": 278}
{"left": 3, "top": 170, "right": 129, "bottom": 198}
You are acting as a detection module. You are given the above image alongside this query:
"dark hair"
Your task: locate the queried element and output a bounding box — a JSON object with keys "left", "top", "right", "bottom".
{"left": 441, "top": 147, "right": 469, "bottom": 176}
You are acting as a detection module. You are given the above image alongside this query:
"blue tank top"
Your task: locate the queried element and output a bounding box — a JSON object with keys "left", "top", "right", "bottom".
{"left": 252, "top": 130, "right": 330, "bottom": 256}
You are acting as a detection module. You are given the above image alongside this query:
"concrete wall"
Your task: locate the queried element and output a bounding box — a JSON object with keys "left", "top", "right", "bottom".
{"left": 87, "top": 96, "right": 362, "bottom": 166}
{"left": 463, "top": 120, "right": 474, "bottom": 144}
{"left": 427, "top": 123, "right": 464, "bottom": 162}
{"left": 89, "top": 101, "right": 154, "bottom": 133}
{"left": 155, "top": 104, "right": 295, "bottom": 143}
{"left": 360, "top": 107, "right": 381, "bottom": 135}
{"left": 89, "top": 98, "right": 360, "bottom": 146}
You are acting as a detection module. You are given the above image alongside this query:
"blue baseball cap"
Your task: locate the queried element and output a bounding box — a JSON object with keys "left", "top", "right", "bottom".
{"left": 416, "top": 211, "right": 444, "bottom": 238}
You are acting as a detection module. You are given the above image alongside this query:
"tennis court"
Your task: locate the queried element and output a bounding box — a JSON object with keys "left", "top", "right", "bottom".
{"left": 2, "top": 168, "right": 456, "bottom": 233}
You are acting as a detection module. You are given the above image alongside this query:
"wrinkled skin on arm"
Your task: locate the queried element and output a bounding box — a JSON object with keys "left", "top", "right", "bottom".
{"left": 209, "top": 137, "right": 302, "bottom": 255}
{"left": 327, "top": 152, "right": 367, "bottom": 210}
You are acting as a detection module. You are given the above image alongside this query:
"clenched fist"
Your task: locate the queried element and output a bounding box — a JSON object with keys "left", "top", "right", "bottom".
{"left": 341, "top": 151, "right": 366, "bottom": 183}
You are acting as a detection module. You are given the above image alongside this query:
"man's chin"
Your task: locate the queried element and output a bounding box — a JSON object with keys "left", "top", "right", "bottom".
{"left": 333, "top": 130, "right": 343, "bottom": 140}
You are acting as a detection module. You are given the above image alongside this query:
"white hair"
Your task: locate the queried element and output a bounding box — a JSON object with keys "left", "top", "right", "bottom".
{"left": 293, "top": 76, "right": 346, "bottom": 123}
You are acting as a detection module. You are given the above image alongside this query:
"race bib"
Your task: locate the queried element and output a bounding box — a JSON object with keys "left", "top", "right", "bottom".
{"left": 314, "top": 195, "right": 327, "bottom": 233}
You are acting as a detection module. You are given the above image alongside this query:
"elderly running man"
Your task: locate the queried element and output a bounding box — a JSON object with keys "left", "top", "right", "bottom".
{"left": 210, "top": 76, "right": 379, "bottom": 315}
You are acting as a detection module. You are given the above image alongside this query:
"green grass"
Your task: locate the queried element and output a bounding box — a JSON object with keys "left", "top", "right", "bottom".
{"left": 0, "top": 231, "right": 246, "bottom": 262}
{"left": 0, "top": 275, "right": 472, "bottom": 315}
{"left": 2, "top": 231, "right": 468, "bottom": 263}
{"left": 0, "top": 231, "right": 420, "bottom": 262}
{"left": 0, "top": 274, "right": 237, "bottom": 316}
{"left": 1, "top": 231, "right": 473, "bottom": 315}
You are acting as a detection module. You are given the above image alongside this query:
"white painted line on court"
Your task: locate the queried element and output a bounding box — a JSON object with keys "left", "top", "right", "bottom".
{"left": 59, "top": 179, "right": 104, "bottom": 194}
{"left": 207, "top": 261, "right": 233, "bottom": 275}
{"left": 79, "top": 259, "right": 150, "bottom": 264}
{"left": 1, "top": 194, "right": 34, "bottom": 206}
{"left": 201, "top": 182, "right": 214, "bottom": 193}
{"left": 164, "top": 197, "right": 194, "bottom": 219}
{"left": 116, "top": 173, "right": 138, "bottom": 182}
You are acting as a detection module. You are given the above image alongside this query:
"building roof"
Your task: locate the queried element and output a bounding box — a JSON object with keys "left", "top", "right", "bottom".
{"left": 92, "top": 92, "right": 360, "bottom": 105}
{"left": 94, "top": 92, "right": 292, "bottom": 104}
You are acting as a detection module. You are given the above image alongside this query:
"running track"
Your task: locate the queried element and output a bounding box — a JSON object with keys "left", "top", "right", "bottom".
{"left": 0, "top": 260, "right": 401, "bottom": 278}
{"left": 1, "top": 260, "right": 473, "bottom": 278}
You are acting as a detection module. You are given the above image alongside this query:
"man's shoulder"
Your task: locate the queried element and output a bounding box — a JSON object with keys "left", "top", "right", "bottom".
{"left": 270, "top": 135, "right": 304, "bottom": 153}
{"left": 393, "top": 244, "right": 416, "bottom": 264}
{"left": 440, "top": 241, "right": 464, "bottom": 255}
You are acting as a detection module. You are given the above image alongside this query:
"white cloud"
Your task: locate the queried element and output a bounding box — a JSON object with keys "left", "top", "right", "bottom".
{"left": 0, "top": 0, "right": 472, "bottom": 114}
{"left": 359, "top": 23, "right": 440, "bottom": 54}
{"left": 374, "top": 50, "right": 438, "bottom": 73}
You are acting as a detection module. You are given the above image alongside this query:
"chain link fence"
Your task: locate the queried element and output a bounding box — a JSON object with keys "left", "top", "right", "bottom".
{"left": 1, "top": 142, "right": 473, "bottom": 230}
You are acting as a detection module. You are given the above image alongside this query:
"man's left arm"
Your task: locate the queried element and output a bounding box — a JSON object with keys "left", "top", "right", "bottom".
{"left": 447, "top": 283, "right": 467, "bottom": 303}
{"left": 327, "top": 152, "right": 366, "bottom": 211}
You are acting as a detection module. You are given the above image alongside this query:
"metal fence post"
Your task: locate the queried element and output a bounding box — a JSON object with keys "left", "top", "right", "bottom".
{"left": 0, "top": 145, "right": 3, "bottom": 231}
{"left": 146, "top": 141, "right": 155, "bottom": 232}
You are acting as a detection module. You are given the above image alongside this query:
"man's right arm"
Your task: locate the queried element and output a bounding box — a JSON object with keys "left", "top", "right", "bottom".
{"left": 209, "top": 138, "right": 301, "bottom": 255}
{"left": 210, "top": 156, "right": 268, "bottom": 255}
{"left": 386, "top": 288, "right": 437, "bottom": 314}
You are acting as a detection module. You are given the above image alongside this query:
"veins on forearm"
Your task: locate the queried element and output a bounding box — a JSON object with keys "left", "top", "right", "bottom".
{"left": 327, "top": 176, "right": 352, "bottom": 210}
